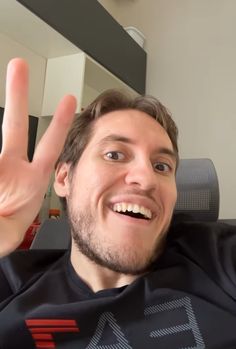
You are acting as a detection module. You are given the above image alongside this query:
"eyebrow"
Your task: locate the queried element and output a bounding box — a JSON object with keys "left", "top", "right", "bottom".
{"left": 98, "top": 134, "right": 178, "bottom": 163}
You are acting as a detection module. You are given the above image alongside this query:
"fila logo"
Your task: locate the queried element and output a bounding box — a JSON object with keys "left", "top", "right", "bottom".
{"left": 25, "top": 297, "right": 205, "bottom": 348}
{"left": 25, "top": 319, "right": 80, "bottom": 348}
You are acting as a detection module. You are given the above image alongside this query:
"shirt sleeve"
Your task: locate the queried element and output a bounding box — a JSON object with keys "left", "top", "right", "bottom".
{"left": 0, "top": 262, "right": 13, "bottom": 303}
{"left": 0, "top": 249, "right": 67, "bottom": 307}
{"left": 168, "top": 221, "right": 236, "bottom": 300}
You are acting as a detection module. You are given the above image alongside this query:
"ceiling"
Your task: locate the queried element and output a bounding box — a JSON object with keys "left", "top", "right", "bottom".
{"left": 0, "top": 0, "right": 81, "bottom": 58}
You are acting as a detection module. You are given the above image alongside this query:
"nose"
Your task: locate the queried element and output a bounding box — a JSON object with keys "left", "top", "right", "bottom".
{"left": 125, "top": 158, "right": 157, "bottom": 191}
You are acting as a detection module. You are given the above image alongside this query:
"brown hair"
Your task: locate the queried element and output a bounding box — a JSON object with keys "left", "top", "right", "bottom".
{"left": 56, "top": 89, "right": 179, "bottom": 209}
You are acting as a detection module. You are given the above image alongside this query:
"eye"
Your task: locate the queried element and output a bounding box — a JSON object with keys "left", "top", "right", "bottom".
{"left": 154, "top": 162, "right": 172, "bottom": 173}
{"left": 105, "top": 151, "right": 125, "bottom": 161}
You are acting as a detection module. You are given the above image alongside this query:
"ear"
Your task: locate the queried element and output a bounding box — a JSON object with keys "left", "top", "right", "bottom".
{"left": 54, "top": 163, "right": 71, "bottom": 197}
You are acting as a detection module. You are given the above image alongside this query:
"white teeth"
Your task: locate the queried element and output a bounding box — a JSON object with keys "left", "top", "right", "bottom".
{"left": 127, "top": 204, "right": 132, "bottom": 212}
{"left": 112, "top": 203, "right": 152, "bottom": 219}
{"left": 122, "top": 202, "right": 126, "bottom": 212}
{"left": 115, "top": 203, "right": 122, "bottom": 212}
{"left": 140, "top": 206, "right": 146, "bottom": 216}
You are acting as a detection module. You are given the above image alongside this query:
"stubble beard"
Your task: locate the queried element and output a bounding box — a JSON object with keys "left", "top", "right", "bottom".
{"left": 67, "top": 201, "right": 170, "bottom": 276}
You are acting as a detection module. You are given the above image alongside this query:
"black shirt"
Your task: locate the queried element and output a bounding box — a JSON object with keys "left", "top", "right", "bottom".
{"left": 0, "top": 221, "right": 236, "bottom": 349}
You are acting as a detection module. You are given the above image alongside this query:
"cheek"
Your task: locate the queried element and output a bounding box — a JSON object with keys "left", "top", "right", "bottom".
{"left": 170, "top": 186, "right": 177, "bottom": 209}
{"left": 161, "top": 181, "right": 177, "bottom": 209}
{"left": 71, "top": 166, "right": 111, "bottom": 204}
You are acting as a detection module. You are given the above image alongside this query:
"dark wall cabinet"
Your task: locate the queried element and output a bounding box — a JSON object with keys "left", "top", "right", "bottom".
{"left": 17, "top": 0, "right": 146, "bottom": 94}
{"left": 0, "top": 107, "right": 38, "bottom": 161}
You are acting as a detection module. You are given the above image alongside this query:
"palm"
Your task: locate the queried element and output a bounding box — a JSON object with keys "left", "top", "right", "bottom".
{"left": 0, "top": 59, "right": 76, "bottom": 255}
{"left": 0, "top": 157, "right": 47, "bottom": 217}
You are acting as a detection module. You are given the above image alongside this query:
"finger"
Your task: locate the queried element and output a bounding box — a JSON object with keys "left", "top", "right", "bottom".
{"left": 33, "top": 94, "right": 76, "bottom": 171}
{"left": 2, "top": 58, "right": 29, "bottom": 157}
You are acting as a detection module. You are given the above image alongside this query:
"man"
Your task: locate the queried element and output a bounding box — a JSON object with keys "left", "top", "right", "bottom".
{"left": 0, "top": 59, "right": 236, "bottom": 348}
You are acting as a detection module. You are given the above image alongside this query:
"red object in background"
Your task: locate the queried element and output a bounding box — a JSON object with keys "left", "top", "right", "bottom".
{"left": 18, "top": 216, "right": 41, "bottom": 250}
{"left": 49, "top": 209, "right": 60, "bottom": 219}
{"left": 17, "top": 210, "right": 60, "bottom": 250}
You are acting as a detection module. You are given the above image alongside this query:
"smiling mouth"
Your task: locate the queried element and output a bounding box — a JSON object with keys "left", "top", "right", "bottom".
{"left": 112, "top": 203, "right": 152, "bottom": 220}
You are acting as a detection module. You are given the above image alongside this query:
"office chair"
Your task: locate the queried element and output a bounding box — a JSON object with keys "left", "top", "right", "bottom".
{"left": 30, "top": 158, "right": 220, "bottom": 250}
{"left": 174, "top": 158, "right": 219, "bottom": 222}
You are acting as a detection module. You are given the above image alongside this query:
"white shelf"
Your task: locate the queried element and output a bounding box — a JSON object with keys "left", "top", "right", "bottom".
{"left": 42, "top": 53, "right": 138, "bottom": 116}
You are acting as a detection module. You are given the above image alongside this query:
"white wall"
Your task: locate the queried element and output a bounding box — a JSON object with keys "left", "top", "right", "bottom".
{"left": 0, "top": 33, "right": 46, "bottom": 116}
{"left": 99, "top": 0, "right": 236, "bottom": 219}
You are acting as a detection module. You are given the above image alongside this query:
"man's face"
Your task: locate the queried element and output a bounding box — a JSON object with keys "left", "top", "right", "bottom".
{"left": 56, "top": 109, "right": 177, "bottom": 274}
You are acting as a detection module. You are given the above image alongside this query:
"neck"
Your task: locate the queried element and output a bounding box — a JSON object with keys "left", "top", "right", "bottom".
{"left": 70, "top": 240, "right": 138, "bottom": 292}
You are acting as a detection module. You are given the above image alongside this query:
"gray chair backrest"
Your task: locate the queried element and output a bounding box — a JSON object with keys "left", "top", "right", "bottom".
{"left": 174, "top": 158, "right": 219, "bottom": 221}
{"left": 31, "top": 158, "right": 219, "bottom": 249}
{"left": 30, "top": 217, "right": 70, "bottom": 249}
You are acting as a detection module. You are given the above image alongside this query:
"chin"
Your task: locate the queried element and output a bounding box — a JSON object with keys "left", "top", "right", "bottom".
{"left": 112, "top": 228, "right": 168, "bottom": 274}
{"left": 69, "top": 205, "right": 169, "bottom": 275}
{"left": 73, "top": 232, "right": 167, "bottom": 276}
{"left": 88, "top": 250, "right": 155, "bottom": 275}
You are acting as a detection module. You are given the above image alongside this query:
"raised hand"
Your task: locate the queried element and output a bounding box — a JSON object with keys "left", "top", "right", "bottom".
{"left": 0, "top": 58, "right": 76, "bottom": 256}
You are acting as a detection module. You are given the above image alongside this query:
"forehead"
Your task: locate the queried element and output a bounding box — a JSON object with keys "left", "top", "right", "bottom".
{"left": 90, "top": 109, "right": 173, "bottom": 150}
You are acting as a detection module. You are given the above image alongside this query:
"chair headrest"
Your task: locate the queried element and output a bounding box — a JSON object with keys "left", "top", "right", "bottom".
{"left": 174, "top": 158, "right": 219, "bottom": 222}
